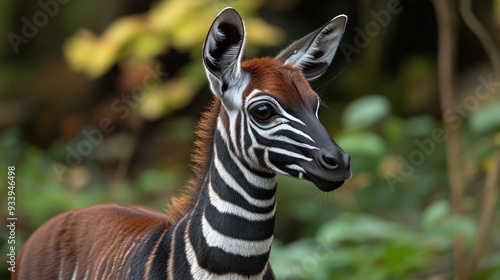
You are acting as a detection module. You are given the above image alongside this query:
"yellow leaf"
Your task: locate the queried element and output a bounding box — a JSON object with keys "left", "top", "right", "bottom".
{"left": 139, "top": 78, "right": 198, "bottom": 120}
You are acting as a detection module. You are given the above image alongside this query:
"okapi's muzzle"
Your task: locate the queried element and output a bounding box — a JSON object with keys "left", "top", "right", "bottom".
{"left": 299, "top": 115, "right": 351, "bottom": 192}
{"left": 303, "top": 144, "right": 351, "bottom": 192}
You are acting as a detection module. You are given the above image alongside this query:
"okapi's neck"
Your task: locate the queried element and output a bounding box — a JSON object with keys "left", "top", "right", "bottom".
{"left": 180, "top": 100, "right": 278, "bottom": 276}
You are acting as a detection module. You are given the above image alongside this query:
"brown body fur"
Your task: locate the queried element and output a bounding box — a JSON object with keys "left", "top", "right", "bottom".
{"left": 14, "top": 204, "right": 168, "bottom": 279}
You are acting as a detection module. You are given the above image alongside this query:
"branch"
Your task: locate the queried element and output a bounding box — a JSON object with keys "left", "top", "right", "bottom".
{"left": 471, "top": 148, "right": 500, "bottom": 273}
{"left": 459, "top": 0, "right": 500, "bottom": 76}
{"left": 430, "top": 0, "right": 467, "bottom": 278}
{"left": 459, "top": 0, "right": 500, "bottom": 273}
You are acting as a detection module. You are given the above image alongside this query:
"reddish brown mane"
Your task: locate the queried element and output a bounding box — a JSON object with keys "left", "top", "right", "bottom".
{"left": 165, "top": 97, "right": 221, "bottom": 224}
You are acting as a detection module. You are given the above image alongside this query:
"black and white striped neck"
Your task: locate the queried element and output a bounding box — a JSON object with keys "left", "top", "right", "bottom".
{"left": 181, "top": 114, "right": 278, "bottom": 278}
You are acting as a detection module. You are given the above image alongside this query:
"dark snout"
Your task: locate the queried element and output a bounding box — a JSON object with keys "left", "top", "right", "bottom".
{"left": 301, "top": 119, "right": 351, "bottom": 192}
{"left": 303, "top": 144, "right": 351, "bottom": 192}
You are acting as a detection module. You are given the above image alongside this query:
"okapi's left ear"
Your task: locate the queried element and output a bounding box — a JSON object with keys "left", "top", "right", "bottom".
{"left": 203, "top": 7, "right": 246, "bottom": 101}
{"left": 276, "top": 15, "right": 347, "bottom": 80}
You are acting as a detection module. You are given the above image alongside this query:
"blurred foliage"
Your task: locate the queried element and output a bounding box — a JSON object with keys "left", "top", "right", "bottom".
{"left": 271, "top": 203, "right": 492, "bottom": 280}
{"left": 63, "top": 0, "right": 284, "bottom": 120}
{"left": 1, "top": 0, "right": 500, "bottom": 279}
{"left": 64, "top": 0, "right": 283, "bottom": 77}
{"left": 470, "top": 102, "right": 500, "bottom": 134}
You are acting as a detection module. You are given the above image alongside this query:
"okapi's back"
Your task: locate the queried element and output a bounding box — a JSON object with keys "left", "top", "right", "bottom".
{"left": 13, "top": 204, "right": 169, "bottom": 279}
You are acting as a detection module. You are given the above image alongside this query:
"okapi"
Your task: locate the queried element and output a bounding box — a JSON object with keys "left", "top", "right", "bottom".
{"left": 14, "top": 7, "right": 350, "bottom": 279}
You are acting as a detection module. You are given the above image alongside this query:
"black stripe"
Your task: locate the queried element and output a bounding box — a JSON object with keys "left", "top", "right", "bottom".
{"left": 267, "top": 150, "right": 304, "bottom": 177}
{"left": 148, "top": 228, "right": 172, "bottom": 280}
{"left": 243, "top": 115, "right": 254, "bottom": 153}
{"left": 171, "top": 218, "right": 193, "bottom": 280}
{"left": 210, "top": 169, "right": 275, "bottom": 214}
{"left": 255, "top": 148, "right": 268, "bottom": 170}
{"left": 188, "top": 208, "right": 270, "bottom": 275}
{"left": 233, "top": 112, "right": 242, "bottom": 155}
{"left": 215, "top": 134, "right": 276, "bottom": 200}
{"left": 128, "top": 226, "right": 164, "bottom": 279}
{"left": 205, "top": 202, "right": 275, "bottom": 240}
{"left": 271, "top": 128, "right": 315, "bottom": 146}
{"left": 215, "top": 125, "right": 274, "bottom": 178}
{"left": 251, "top": 126, "right": 274, "bottom": 147}
{"left": 263, "top": 265, "right": 276, "bottom": 280}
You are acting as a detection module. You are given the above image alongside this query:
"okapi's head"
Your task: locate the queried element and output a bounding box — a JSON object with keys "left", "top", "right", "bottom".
{"left": 202, "top": 8, "right": 351, "bottom": 191}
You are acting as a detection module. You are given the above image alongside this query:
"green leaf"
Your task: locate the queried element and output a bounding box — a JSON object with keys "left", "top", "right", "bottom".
{"left": 404, "top": 115, "right": 436, "bottom": 137}
{"left": 441, "top": 216, "right": 477, "bottom": 244}
{"left": 317, "top": 213, "right": 400, "bottom": 244}
{"left": 336, "top": 132, "right": 386, "bottom": 156}
{"left": 383, "top": 116, "right": 405, "bottom": 143}
{"left": 342, "top": 95, "right": 390, "bottom": 130}
{"left": 469, "top": 102, "right": 500, "bottom": 134}
{"left": 422, "top": 200, "right": 450, "bottom": 230}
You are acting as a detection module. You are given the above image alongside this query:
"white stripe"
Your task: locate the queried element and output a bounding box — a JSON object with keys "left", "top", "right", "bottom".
{"left": 214, "top": 146, "right": 275, "bottom": 207}
{"left": 115, "top": 234, "right": 135, "bottom": 275}
{"left": 244, "top": 114, "right": 267, "bottom": 169}
{"left": 118, "top": 240, "right": 137, "bottom": 278}
{"left": 58, "top": 257, "right": 65, "bottom": 280}
{"left": 246, "top": 90, "right": 306, "bottom": 126}
{"left": 286, "top": 164, "right": 306, "bottom": 173}
{"left": 201, "top": 212, "right": 273, "bottom": 256}
{"left": 71, "top": 261, "right": 78, "bottom": 280}
{"left": 83, "top": 268, "right": 89, "bottom": 280}
{"left": 264, "top": 150, "right": 305, "bottom": 177}
{"left": 263, "top": 149, "right": 285, "bottom": 175}
{"left": 262, "top": 123, "right": 315, "bottom": 143}
{"left": 109, "top": 234, "right": 127, "bottom": 278}
{"left": 261, "top": 134, "right": 318, "bottom": 150}
{"left": 217, "top": 115, "right": 236, "bottom": 155}
{"left": 233, "top": 156, "right": 276, "bottom": 189}
{"left": 243, "top": 118, "right": 271, "bottom": 174}
{"left": 93, "top": 256, "right": 103, "bottom": 280}
{"left": 184, "top": 221, "right": 266, "bottom": 280}
{"left": 279, "top": 107, "right": 306, "bottom": 126}
{"left": 217, "top": 115, "right": 278, "bottom": 190}
{"left": 218, "top": 121, "right": 277, "bottom": 189}
{"left": 208, "top": 180, "right": 276, "bottom": 221}
{"left": 230, "top": 115, "right": 242, "bottom": 157}
{"left": 315, "top": 97, "right": 321, "bottom": 119}
{"left": 268, "top": 147, "right": 312, "bottom": 161}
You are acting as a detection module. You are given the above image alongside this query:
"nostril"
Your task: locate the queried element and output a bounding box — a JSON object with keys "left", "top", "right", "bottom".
{"left": 321, "top": 154, "right": 339, "bottom": 170}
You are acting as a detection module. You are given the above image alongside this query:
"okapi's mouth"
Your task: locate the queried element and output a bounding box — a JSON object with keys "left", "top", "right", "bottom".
{"left": 303, "top": 172, "right": 346, "bottom": 192}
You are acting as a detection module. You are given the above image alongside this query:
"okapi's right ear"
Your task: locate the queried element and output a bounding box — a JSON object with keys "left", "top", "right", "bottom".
{"left": 276, "top": 15, "right": 347, "bottom": 80}
{"left": 203, "top": 8, "right": 246, "bottom": 101}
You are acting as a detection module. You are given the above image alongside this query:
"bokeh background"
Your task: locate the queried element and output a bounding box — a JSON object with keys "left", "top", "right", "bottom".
{"left": 1, "top": 0, "right": 500, "bottom": 279}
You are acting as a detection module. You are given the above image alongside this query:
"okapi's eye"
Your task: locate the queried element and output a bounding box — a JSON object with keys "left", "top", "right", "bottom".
{"left": 251, "top": 103, "right": 275, "bottom": 123}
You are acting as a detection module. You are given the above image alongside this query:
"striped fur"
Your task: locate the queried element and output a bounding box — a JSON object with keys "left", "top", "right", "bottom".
{"left": 14, "top": 8, "right": 349, "bottom": 280}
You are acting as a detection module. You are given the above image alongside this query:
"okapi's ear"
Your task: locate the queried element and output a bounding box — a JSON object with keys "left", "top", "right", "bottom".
{"left": 203, "top": 7, "right": 246, "bottom": 100}
{"left": 276, "top": 15, "right": 347, "bottom": 80}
